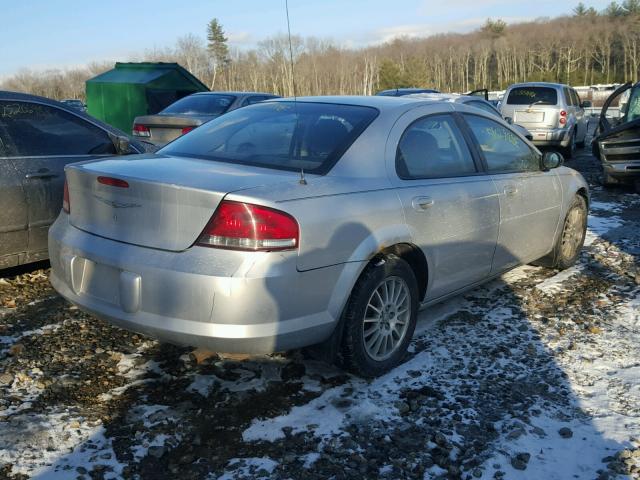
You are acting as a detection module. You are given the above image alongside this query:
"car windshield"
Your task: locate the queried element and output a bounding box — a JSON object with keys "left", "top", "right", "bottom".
{"left": 159, "top": 101, "right": 379, "bottom": 174}
{"left": 160, "top": 94, "right": 237, "bottom": 116}
{"left": 506, "top": 87, "right": 558, "bottom": 105}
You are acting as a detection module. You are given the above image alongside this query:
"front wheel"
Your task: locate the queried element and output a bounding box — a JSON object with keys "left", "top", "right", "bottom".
{"left": 554, "top": 195, "right": 588, "bottom": 269}
{"left": 341, "top": 255, "right": 418, "bottom": 378}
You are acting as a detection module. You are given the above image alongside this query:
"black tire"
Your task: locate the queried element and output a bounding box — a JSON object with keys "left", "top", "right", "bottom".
{"left": 561, "top": 130, "right": 576, "bottom": 159}
{"left": 551, "top": 195, "right": 588, "bottom": 270}
{"left": 341, "top": 255, "right": 418, "bottom": 378}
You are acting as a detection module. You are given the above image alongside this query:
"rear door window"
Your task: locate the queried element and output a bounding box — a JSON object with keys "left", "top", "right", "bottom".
{"left": 160, "top": 101, "right": 379, "bottom": 174}
{"left": 464, "top": 114, "right": 541, "bottom": 173}
{"left": 396, "top": 114, "right": 477, "bottom": 179}
{"left": 506, "top": 87, "right": 558, "bottom": 106}
{"left": 0, "top": 101, "right": 116, "bottom": 157}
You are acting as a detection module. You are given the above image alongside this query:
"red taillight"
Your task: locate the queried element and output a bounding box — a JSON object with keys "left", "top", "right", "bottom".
{"left": 62, "top": 179, "right": 70, "bottom": 213}
{"left": 560, "top": 110, "right": 567, "bottom": 116}
{"left": 181, "top": 126, "right": 195, "bottom": 135}
{"left": 97, "top": 176, "right": 129, "bottom": 188}
{"left": 132, "top": 123, "right": 150, "bottom": 137}
{"left": 196, "top": 201, "right": 299, "bottom": 251}
{"left": 559, "top": 117, "right": 567, "bottom": 125}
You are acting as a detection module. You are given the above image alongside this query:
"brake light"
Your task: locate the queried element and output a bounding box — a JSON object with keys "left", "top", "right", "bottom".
{"left": 196, "top": 201, "right": 299, "bottom": 251}
{"left": 62, "top": 179, "right": 70, "bottom": 213}
{"left": 132, "top": 123, "right": 150, "bottom": 137}
{"left": 97, "top": 176, "right": 129, "bottom": 188}
{"left": 181, "top": 126, "right": 195, "bottom": 135}
{"left": 560, "top": 110, "right": 567, "bottom": 116}
{"left": 559, "top": 117, "right": 567, "bottom": 125}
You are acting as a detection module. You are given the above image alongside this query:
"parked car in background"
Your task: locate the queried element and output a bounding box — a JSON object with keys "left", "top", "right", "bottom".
{"left": 50, "top": 96, "right": 588, "bottom": 377}
{"left": 500, "top": 82, "right": 591, "bottom": 158}
{"left": 376, "top": 88, "right": 440, "bottom": 96}
{"left": 0, "top": 91, "right": 155, "bottom": 269}
{"left": 60, "top": 99, "right": 87, "bottom": 112}
{"left": 406, "top": 92, "right": 534, "bottom": 140}
{"left": 132, "top": 91, "right": 280, "bottom": 146}
{"left": 593, "top": 81, "right": 640, "bottom": 191}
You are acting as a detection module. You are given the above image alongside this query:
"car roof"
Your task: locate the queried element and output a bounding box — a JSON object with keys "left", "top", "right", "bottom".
{"left": 507, "top": 82, "right": 568, "bottom": 89}
{"left": 274, "top": 95, "right": 442, "bottom": 110}
{"left": 192, "top": 91, "right": 279, "bottom": 97}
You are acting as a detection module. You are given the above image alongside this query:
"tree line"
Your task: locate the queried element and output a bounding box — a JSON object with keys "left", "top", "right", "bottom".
{"left": 2, "top": 1, "right": 640, "bottom": 101}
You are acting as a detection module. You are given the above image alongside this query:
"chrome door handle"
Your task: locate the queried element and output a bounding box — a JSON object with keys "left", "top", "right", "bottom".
{"left": 411, "top": 196, "right": 434, "bottom": 211}
{"left": 503, "top": 185, "right": 518, "bottom": 196}
{"left": 25, "top": 171, "right": 58, "bottom": 179}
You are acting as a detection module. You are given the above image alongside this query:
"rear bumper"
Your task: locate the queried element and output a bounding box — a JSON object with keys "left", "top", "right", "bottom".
{"left": 528, "top": 128, "right": 571, "bottom": 147}
{"left": 48, "top": 215, "right": 353, "bottom": 353}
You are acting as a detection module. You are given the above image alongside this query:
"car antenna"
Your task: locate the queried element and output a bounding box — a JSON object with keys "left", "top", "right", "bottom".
{"left": 285, "top": 0, "right": 306, "bottom": 185}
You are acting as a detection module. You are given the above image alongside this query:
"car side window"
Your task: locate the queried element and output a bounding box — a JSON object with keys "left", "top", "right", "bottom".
{"left": 572, "top": 90, "right": 581, "bottom": 107}
{"left": 467, "top": 100, "right": 501, "bottom": 118}
{"left": 464, "top": 114, "right": 541, "bottom": 173}
{"left": 563, "top": 87, "right": 571, "bottom": 106}
{"left": 396, "top": 114, "right": 477, "bottom": 179}
{"left": 0, "top": 101, "right": 116, "bottom": 157}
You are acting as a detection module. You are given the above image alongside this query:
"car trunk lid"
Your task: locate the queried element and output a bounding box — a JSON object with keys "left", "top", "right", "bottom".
{"left": 65, "top": 154, "right": 299, "bottom": 251}
{"left": 134, "top": 114, "right": 214, "bottom": 146}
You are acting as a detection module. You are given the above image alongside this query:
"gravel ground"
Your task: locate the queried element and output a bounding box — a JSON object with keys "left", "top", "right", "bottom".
{"left": 0, "top": 147, "right": 639, "bottom": 480}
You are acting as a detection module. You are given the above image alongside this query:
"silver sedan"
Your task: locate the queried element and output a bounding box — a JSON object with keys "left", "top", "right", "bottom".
{"left": 49, "top": 96, "right": 589, "bottom": 377}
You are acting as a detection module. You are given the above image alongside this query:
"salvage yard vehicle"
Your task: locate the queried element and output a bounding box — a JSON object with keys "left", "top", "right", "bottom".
{"left": 500, "top": 82, "right": 591, "bottom": 158}
{"left": 49, "top": 96, "right": 589, "bottom": 377}
{"left": 592, "top": 81, "right": 640, "bottom": 191}
{"left": 132, "top": 91, "right": 280, "bottom": 146}
{"left": 0, "top": 91, "right": 155, "bottom": 270}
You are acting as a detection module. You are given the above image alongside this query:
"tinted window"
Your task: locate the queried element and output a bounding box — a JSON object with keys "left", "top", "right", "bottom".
{"left": 572, "top": 90, "right": 582, "bottom": 107}
{"left": 467, "top": 100, "right": 501, "bottom": 117}
{"left": 396, "top": 115, "right": 476, "bottom": 179}
{"left": 160, "top": 94, "right": 236, "bottom": 115}
{"left": 0, "top": 101, "right": 115, "bottom": 157}
{"left": 160, "top": 101, "right": 379, "bottom": 174}
{"left": 464, "top": 115, "right": 540, "bottom": 172}
{"left": 506, "top": 87, "right": 558, "bottom": 106}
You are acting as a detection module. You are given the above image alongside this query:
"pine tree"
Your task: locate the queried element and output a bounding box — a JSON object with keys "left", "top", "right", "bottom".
{"left": 206, "top": 18, "right": 230, "bottom": 89}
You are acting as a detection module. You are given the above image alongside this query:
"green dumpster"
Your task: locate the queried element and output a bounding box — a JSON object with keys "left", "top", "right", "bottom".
{"left": 86, "top": 62, "right": 208, "bottom": 133}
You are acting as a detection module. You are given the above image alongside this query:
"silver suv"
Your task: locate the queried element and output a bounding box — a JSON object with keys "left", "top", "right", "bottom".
{"left": 500, "top": 82, "right": 591, "bottom": 158}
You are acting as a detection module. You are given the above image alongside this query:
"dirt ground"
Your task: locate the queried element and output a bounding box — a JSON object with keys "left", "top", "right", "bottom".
{"left": 0, "top": 146, "right": 639, "bottom": 480}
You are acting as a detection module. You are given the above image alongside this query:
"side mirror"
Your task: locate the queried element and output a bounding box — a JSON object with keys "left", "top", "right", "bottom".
{"left": 581, "top": 100, "right": 592, "bottom": 108}
{"left": 542, "top": 151, "right": 563, "bottom": 170}
{"left": 112, "top": 135, "right": 132, "bottom": 155}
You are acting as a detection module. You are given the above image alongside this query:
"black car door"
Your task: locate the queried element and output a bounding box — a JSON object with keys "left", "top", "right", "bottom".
{"left": 0, "top": 100, "right": 118, "bottom": 258}
{"left": 0, "top": 115, "right": 28, "bottom": 268}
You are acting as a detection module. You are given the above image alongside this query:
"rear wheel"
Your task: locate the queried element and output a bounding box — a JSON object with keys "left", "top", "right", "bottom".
{"left": 561, "top": 130, "right": 576, "bottom": 159}
{"left": 341, "top": 255, "right": 418, "bottom": 377}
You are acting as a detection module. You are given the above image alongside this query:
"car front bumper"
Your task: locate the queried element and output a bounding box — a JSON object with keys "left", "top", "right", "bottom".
{"left": 602, "top": 160, "right": 640, "bottom": 179}
{"left": 48, "top": 214, "right": 353, "bottom": 353}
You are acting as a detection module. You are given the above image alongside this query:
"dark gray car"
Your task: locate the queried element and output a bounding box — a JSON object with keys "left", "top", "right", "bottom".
{"left": 0, "top": 91, "right": 154, "bottom": 269}
{"left": 132, "top": 91, "right": 280, "bottom": 146}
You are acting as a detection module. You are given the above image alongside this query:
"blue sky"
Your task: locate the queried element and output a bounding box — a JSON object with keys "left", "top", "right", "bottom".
{"left": 0, "top": 0, "right": 611, "bottom": 77}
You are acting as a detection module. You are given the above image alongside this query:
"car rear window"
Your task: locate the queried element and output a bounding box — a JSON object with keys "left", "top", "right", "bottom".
{"left": 160, "top": 94, "right": 236, "bottom": 115}
{"left": 506, "top": 87, "right": 558, "bottom": 106}
{"left": 159, "top": 101, "right": 379, "bottom": 174}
